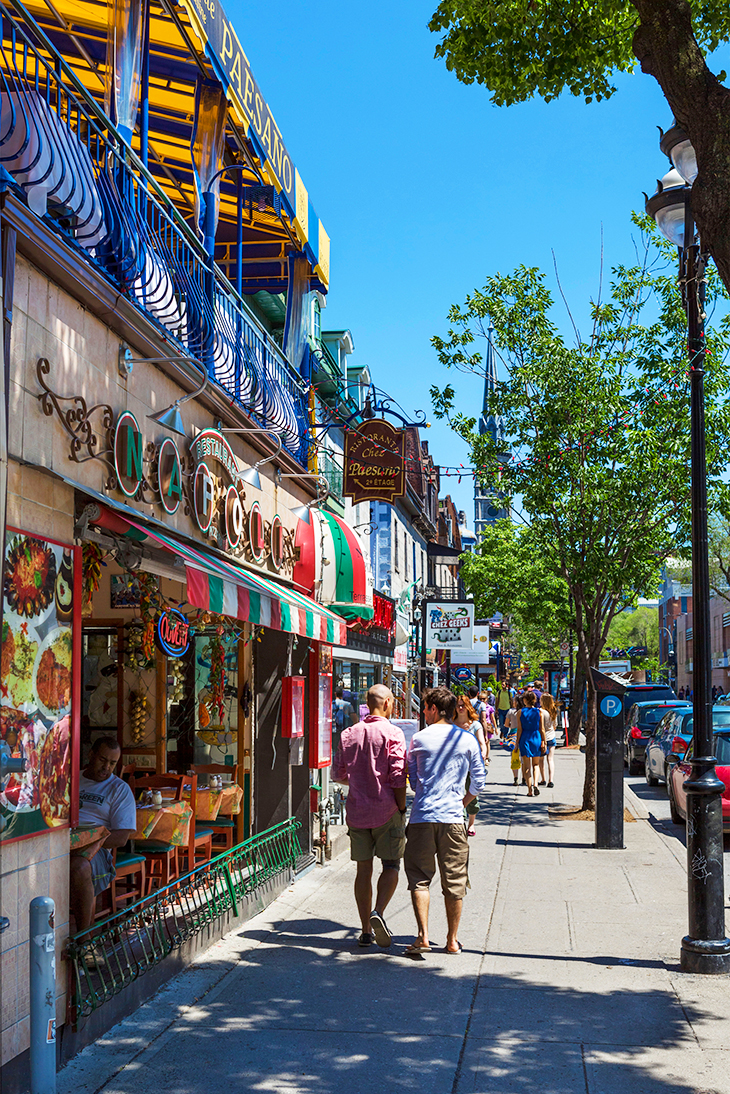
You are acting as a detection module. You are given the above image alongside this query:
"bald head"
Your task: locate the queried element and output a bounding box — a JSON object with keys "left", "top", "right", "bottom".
{"left": 367, "top": 683, "right": 394, "bottom": 716}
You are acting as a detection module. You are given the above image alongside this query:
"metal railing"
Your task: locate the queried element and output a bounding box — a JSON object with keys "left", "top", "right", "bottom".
{"left": 67, "top": 819, "right": 302, "bottom": 1019}
{"left": 0, "top": 0, "right": 308, "bottom": 462}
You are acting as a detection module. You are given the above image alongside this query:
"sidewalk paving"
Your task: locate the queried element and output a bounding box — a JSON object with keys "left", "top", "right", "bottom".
{"left": 59, "top": 748, "right": 730, "bottom": 1094}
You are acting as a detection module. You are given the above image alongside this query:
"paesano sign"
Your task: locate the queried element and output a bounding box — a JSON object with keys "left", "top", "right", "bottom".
{"left": 343, "top": 420, "right": 405, "bottom": 504}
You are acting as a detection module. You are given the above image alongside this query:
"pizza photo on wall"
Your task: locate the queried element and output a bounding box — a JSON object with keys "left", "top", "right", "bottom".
{"left": 0, "top": 532, "right": 75, "bottom": 842}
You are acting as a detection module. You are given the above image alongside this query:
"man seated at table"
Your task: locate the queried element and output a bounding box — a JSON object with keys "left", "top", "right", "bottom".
{"left": 70, "top": 737, "right": 136, "bottom": 932}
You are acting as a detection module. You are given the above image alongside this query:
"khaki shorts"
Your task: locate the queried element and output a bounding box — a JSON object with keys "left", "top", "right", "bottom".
{"left": 404, "top": 822, "right": 470, "bottom": 899}
{"left": 348, "top": 811, "right": 406, "bottom": 865}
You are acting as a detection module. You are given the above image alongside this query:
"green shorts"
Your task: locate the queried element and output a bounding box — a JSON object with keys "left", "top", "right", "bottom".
{"left": 348, "top": 811, "right": 406, "bottom": 865}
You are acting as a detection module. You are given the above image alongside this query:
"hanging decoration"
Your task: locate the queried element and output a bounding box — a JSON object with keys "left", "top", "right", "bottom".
{"left": 129, "top": 691, "right": 150, "bottom": 743}
{"left": 82, "top": 542, "right": 105, "bottom": 608}
{"left": 208, "top": 626, "right": 226, "bottom": 724}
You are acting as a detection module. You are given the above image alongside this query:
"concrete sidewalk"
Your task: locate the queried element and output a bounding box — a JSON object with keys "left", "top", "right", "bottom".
{"left": 59, "top": 749, "right": 730, "bottom": 1094}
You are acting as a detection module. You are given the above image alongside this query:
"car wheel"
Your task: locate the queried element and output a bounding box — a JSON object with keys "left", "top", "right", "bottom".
{"left": 645, "top": 756, "right": 659, "bottom": 786}
{"left": 668, "top": 778, "right": 683, "bottom": 825}
{"left": 628, "top": 749, "right": 642, "bottom": 776}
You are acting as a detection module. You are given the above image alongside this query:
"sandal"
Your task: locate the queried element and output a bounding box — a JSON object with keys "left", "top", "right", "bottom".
{"left": 404, "top": 941, "right": 432, "bottom": 956}
{"left": 445, "top": 942, "right": 463, "bottom": 955}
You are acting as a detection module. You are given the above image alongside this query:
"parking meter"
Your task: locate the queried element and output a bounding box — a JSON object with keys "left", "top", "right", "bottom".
{"left": 591, "top": 668, "right": 626, "bottom": 850}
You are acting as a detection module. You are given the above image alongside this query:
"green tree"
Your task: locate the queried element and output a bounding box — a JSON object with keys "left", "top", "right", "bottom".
{"left": 427, "top": 0, "right": 730, "bottom": 295}
{"left": 459, "top": 521, "right": 579, "bottom": 734}
{"left": 603, "top": 605, "right": 660, "bottom": 659}
{"left": 432, "top": 234, "right": 730, "bottom": 807}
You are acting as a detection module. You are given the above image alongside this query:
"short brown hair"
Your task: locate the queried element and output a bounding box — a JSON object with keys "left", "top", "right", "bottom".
{"left": 423, "top": 686, "right": 457, "bottom": 721}
{"left": 523, "top": 690, "right": 537, "bottom": 707}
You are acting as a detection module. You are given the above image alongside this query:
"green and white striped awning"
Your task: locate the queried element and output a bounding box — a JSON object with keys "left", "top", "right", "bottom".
{"left": 90, "top": 505, "right": 348, "bottom": 644}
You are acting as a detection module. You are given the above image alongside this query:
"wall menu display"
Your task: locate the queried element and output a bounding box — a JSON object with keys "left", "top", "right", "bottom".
{"left": 0, "top": 531, "right": 78, "bottom": 842}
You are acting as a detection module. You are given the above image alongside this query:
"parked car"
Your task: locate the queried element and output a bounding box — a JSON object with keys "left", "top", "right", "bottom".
{"left": 620, "top": 683, "right": 676, "bottom": 716}
{"left": 667, "top": 729, "right": 730, "bottom": 828}
{"left": 624, "top": 700, "right": 690, "bottom": 775}
{"left": 645, "top": 705, "right": 730, "bottom": 786}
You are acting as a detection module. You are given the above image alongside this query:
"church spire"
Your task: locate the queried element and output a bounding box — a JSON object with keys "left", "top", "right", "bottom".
{"left": 478, "top": 326, "right": 500, "bottom": 443}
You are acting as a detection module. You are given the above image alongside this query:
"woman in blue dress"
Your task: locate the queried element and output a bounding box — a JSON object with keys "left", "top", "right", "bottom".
{"left": 516, "top": 690, "right": 547, "bottom": 797}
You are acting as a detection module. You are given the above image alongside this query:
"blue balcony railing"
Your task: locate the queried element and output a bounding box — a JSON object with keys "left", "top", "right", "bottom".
{"left": 0, "top": 0, "right": 308, "bottom": 463}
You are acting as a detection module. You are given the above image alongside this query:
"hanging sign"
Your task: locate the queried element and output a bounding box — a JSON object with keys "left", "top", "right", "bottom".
{"left": 156, "top": 608, "right": 191, "bottom": 657}
{"left": 343, "top": 420, "right": 405, "bottom": 504}
{"left": 425, "top": 602, "right": 475, "bottom": 651}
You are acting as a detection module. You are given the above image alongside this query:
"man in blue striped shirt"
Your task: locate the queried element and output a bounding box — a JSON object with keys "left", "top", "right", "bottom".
{"left": 403, "top": 687, "right": 486, "bottom": 956}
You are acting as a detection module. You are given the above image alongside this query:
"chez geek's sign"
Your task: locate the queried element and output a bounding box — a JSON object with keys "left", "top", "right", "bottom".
{"left": 113, "top": 416, "right": 291, "bottom": 571}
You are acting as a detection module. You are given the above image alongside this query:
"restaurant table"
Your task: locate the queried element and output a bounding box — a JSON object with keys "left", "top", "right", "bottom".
{"left": 70, "top": 825, "right": 110, "bottom": 859}
{"left": 133, "top": 800, "right": 192, "bottom": 845}
{"left": 183, "top": 784, "right": 243, "bottom": 821}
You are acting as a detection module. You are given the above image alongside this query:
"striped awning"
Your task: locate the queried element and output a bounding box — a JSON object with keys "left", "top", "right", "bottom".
{"left": 89, "top": 506, "right": 348, "bottom": 644}
{"left": 292, "top": 509, "right": 373, "bottom": 622}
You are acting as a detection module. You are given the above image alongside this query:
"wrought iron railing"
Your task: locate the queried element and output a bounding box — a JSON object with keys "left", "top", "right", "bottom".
{"left": 67, "top": 819, "right": 302, "bottom": 1019}
{"left": 0, "top": 0, "right": 308, "bottom": 462}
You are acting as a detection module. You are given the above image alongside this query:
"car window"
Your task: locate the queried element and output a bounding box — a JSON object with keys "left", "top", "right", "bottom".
{"left": 714, "top": 734, "right": 730, "bottom": 765}
{"left": 712, "top": 710, "right": 730, "bottom": 728}
{"left": 640, "top": 708, "right": 674, "bottom": 725}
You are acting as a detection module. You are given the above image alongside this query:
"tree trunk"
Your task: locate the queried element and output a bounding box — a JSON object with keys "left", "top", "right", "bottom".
{"left": 630, "top": 0, "right": 730, "bottom": 294}
{"left": 568, "top": 656, "right": 585, "bottom": 747}
{"left": 582, "top": 661, "right": 597, "bottom": 811}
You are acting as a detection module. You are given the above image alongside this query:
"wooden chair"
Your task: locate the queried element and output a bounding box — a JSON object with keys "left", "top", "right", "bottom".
{"left": 131, "top": 774, "right": 185, "bottom": 894}
{"left": 190, "top": 764, "right": 240, "bottom": 852}
{"left": 177, "top": 774, "right": 214, "bottom": 875}
{"left": 110, "top": 849, "right": 146, "bottom": 911}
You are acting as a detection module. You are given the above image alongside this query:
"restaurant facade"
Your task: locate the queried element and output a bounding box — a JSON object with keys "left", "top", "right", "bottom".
{"left": 0, "top": 0, "right": 376, "bottom": 1082}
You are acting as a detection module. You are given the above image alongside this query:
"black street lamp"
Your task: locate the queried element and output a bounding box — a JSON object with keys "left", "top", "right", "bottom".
{"left": 646, "top": 129, "right": 730, "bottom": 974}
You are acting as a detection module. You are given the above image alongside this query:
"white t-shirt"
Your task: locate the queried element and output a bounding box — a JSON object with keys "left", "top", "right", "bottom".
{"left": 78, "top": 773, "right": 137, "bottom": 832}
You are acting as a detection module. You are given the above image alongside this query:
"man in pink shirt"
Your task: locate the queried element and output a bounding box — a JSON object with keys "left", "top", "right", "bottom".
{"left": 332, "top": 683, "right": 407, "bottom": 948}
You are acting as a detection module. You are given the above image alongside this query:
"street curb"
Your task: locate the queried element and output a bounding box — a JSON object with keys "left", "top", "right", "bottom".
{"left": 624, "top": 782, "right": 650, "bottom": 820}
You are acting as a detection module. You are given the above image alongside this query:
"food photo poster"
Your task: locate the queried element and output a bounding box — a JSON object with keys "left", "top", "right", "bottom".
{"left": 0, "top": 531, "right": 77, "bottom": 841}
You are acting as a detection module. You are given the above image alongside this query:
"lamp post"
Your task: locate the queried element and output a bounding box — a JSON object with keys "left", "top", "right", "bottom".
{"left": 646, "top": 127, "right": 730, "bottom": 974}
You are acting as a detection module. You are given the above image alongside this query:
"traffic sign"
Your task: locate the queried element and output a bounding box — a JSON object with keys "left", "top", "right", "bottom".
{"left": 560, "top": 641, "right": 570, "bottom": 655}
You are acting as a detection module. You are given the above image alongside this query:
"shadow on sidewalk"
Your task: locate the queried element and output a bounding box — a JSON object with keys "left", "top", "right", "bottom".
{"left": 146, "top": 919, "right": 712, "bottom": 1094}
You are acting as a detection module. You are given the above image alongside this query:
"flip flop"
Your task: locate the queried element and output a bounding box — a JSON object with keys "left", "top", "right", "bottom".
{"left": 445, "top": 942, "right": 463, "bottom": 955}
{"left": 404, "top": 942, "right": 432, "bottom": 956}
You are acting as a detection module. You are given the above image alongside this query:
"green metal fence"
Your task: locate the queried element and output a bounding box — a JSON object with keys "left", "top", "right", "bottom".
{"left": 67, "top": 819, "right": 302, "bottom": 1018}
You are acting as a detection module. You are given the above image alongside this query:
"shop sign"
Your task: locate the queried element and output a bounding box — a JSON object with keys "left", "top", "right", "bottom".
{"left": 157, "top": 437, "right": 183, "bottom": 515}
{"left": 36, "top": 361, "right": 297, "bottom": 575}
{"left": 343, "top": 420, "right": 405, "bottom": 504}
{"left": 349, "top": 591, "right": 396, "bottom": 650}
{"left": 425, "top": 602, "right": 475, "bottom": 651}
{"left": 453, "top": 666, "right": 474, "bottom": 683}
{"left": 156, "top": 608, "right": 191, "bottom": 657}
{"left": 114, "top": 412, "right": 144, "bottom": 498}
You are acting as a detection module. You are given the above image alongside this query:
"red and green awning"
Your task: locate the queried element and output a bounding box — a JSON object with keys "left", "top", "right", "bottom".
{"left": 292, "top": 509, "right": 373, "bottom": 622}
{"left": 90, "top": 505, "right": 348, "bottom": 644}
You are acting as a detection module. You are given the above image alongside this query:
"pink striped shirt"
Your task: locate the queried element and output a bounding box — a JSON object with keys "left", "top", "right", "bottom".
{"left": 332, "top": 715, "right": 407, "bottom": 829}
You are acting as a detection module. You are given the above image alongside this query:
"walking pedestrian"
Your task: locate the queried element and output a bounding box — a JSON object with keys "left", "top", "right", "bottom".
{"left": 504, "top": 695, "right": 522, "bottom": 786}
{"left": 332, "top": 684, "right": 407, "bottom": 948}
{"left": 477, "top": 689, "right": 500, "bottom": 740}
{"left": 678, "top": 686, "right": 685, "bottom": 700}
{"left": 403, "top": 686, "right": 486, "bottom": 955}
{"left": 538, "top": 692, "right": 558, "bottom": 788}
{"left": 495, "top": 678, "right": 512, "bottom": 734}
{"left": 516, "top": 690, "right": 547, "bottom": 797}
{"left": 454, "top": 693, "right": 488, "bottom": 837}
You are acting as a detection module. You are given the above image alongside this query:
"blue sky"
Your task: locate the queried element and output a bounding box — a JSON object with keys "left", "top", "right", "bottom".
{"left": 231, "top": 0, "right": 670, "bottom": 519}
